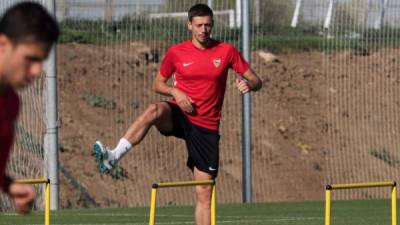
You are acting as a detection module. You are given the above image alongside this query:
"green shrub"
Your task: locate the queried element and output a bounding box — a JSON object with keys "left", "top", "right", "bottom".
{"left": 370, "top": 148, "right": 400, "bottom": 167}
{"left": 83, "top": 94, "right": 116, "bottom": 109}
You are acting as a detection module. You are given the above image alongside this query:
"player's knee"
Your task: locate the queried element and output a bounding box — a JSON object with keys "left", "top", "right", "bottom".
{"left": 143, "top": 104, "right": 159, "bottom": 122}
{"left": 196, "top": 185, "right": 212, "bottom": 205}
{"left": 144, "top": 103, "right": 166, "bottom": 123}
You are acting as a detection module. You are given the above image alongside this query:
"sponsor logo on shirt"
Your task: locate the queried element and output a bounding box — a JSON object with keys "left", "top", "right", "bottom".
{"left": 213, "top": 58, "right": 221, "bottom": 68}
{"left": 183, "top": 62, "right": 194, "bottom": 67}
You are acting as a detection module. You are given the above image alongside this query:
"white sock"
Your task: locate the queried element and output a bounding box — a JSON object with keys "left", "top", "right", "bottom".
{"left": 111, "top": 138, "right": 132, "bottom": 161}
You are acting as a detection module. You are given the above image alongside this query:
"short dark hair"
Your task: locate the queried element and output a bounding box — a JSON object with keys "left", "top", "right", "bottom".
{"left": 188, "top": 4, "right": 213, "bottom": 21}
{"left": 0, "top": 2, "right": 59, "bottom": 44}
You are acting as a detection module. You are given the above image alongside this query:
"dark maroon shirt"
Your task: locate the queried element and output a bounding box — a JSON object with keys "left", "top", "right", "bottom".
{"left": 0, "top": 86, "right": 19, "bottom": 191}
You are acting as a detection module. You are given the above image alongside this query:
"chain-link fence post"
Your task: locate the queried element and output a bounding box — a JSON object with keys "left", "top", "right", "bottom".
{"left": 241, "top": 0, "right": 252, "bottom": 203}
{"left": 44, "top": 0, "right": 59, "bottom": 210}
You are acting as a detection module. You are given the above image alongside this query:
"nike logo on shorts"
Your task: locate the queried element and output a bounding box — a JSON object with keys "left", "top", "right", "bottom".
{"left": 209, "top": 166, "right": 217, "bottom": 171}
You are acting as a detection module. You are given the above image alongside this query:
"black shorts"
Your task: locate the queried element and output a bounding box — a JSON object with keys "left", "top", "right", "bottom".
{"left": 158, "top": 102, "right": 220, "bottom": 178}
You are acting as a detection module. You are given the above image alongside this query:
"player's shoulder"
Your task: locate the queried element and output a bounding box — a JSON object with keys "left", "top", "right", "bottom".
{"left": 168, "top": 40, "right": 192, "bottom": 51}
{"left": 216, "top": 40, "right": 235, "bottom": 49}
{"left": 214, "top": 41, "right": 239, "bottom": 53}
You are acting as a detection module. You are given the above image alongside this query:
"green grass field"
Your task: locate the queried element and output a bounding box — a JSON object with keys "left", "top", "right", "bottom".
{"left": 1, "top": 199, "right": 396, "bottom": 225}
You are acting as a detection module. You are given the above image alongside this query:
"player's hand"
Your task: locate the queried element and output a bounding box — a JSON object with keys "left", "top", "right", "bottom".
{"left": 8, "top": 182, "right": 35, "bottom": 214}
{"left": 236, "top": 78, "right": 251, "bottom": 94}
{"left": 171, "top": 88, "right": 194, "bottom": 113}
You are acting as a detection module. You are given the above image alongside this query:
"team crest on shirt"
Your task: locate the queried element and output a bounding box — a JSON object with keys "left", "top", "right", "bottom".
{"left": 213, "top": 58, "right": 221, "bottom": 68}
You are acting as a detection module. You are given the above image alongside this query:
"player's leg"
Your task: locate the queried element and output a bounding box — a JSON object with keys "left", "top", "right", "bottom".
{"left": 184, "top": 124, "right": 219, "bottom": 225}
{"left": 122, "top": 102, "right": 173, "bottom": 145}
{"left": 194, "top": 168, "right": 213, "bottom": 225}
{"left": 93, "top": 102, "right": 173, "bottom": 172}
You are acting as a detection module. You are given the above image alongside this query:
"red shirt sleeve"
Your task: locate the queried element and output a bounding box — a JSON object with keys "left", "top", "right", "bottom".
{"left": 229, "top": 46, "right": 250, "bottom": 76}
{"left": 159, "top": 48, "right": 176, "bottom": 78}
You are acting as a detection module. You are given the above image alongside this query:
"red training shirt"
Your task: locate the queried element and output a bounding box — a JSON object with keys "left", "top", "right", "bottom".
{"left": 0, "top": 86, "right": 19, "bottom": 191}
{"left": 160, "top": 40, "right": 249, "bottom": 131}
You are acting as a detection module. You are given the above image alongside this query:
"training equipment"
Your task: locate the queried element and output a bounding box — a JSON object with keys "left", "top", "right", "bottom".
{"left": 15, "top": 178, "right": 50, "bottom": 225}
{"left": 325, "top": 181, "right": 397, "bottom": 225}
{"left": 149, "top": 180, "right": 216, "bottom": 225}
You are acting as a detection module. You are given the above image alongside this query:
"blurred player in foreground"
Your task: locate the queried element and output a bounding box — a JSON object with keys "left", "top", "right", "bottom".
{"left": 0, "top": 2, "right": 59, "bottom": 213}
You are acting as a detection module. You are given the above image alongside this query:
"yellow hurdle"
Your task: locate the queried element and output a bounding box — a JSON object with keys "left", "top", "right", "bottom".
{"left": 149, "top": 180, "right": 216, "bottom": 225}
{"left": 15, "top": 178, "right": 51, "bottom": 225}
{"left": 325, "top": 181, "right": 397, "bottom": 225}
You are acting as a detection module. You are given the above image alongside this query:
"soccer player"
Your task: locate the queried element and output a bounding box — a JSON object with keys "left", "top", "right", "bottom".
{"left": 0, "top": 2, "right": 59, "bottom": 213}
{"left": 93, "top": 3, "right": 261, "bottom": 225}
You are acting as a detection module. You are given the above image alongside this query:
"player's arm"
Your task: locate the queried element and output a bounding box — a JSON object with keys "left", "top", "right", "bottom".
{"left": 152, "top": 72, "right": 194, "bottom": 113}
{"left": 236, "top": 68, "right": 262, "bottom": 94}
{"left": 152, "top": 72, "right": 175, "bottom": 97}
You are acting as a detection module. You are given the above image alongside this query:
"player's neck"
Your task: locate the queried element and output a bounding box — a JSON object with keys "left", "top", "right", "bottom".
{"left": 192, "top": 38, "right": 213, "bottom": 50}
{"left": 0, "top": 67, "right": 9, "bottom": 95}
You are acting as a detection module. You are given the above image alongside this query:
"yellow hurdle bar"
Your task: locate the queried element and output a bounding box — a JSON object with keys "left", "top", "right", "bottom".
{"left": 149, "top": 180, "right": 216, "bottom": 225}
{"left": 15, "top": 178, "right": 50, "bottom": 185}
{"left": 149, "top": 187, "right": 157, "bottom": 225}
{"left": 392, "top": 186, "right": 397, "bottom": 225}
{"left": 211, "top": 184, "right": 216, "bottom": 225}
{"left": 327, "top": 181, "right": 396, "bottom": 190}
{"left": 325, "top": 189, "right": 331, "bottom": 225}
{"left": 16, "top": 179, "right": 50, "bottom": 225}
{"left": 325, "top": 181, "right": 397, "bottom": 225}
{"left": 45, "top": 181, "right": 50, "bottom": 225}
{"left": 154, "top": 180, "right": 215, "bottom": 188}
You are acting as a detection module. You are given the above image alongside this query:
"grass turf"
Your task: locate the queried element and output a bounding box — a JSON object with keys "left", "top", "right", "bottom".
{"left": 1, "top": 199, "right": 396, "bottom": 225}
